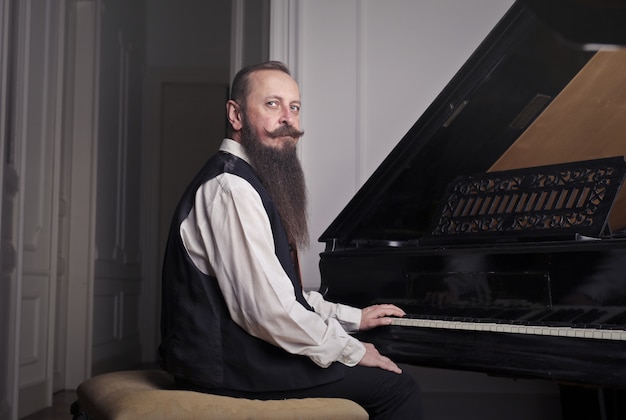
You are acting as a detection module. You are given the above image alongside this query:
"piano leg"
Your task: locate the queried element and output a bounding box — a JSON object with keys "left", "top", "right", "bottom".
{"left": 559, "top": 385, "right": 626, "bottom": 420}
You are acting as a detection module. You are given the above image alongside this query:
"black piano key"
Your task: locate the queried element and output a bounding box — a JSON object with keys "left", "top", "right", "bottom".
{"left": 571, "top": 309, "right": 607, "bottom": 326}
{"left": 539, "top": 308, "right": 586, "bottom": 323}
{"left": 525, "top": 308, "right": 553, "bottom": 322}
{"left": 603, "top": 310, "right": 626, "bottom": 327}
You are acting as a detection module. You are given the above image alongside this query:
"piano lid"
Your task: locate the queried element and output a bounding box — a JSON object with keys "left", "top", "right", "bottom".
{"left": 520, "top": 0, "right": 626, "bottom": 49}
{"left": 319, "top": 1, "right": 626, "bottom": 248}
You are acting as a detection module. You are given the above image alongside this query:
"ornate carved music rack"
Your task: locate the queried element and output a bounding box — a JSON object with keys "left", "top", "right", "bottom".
{"left": 423, "top": 157, "right": 626, "bottom": 245}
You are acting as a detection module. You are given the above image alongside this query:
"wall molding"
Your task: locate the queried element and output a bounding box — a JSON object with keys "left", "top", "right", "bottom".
{"left": 0, "top": 0, "right": 19, "bottom": 417}
{"left": 269, "top": 0, "right": 300, "bottom": 80}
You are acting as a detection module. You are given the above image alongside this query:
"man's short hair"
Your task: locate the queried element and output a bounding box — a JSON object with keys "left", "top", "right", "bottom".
{"left": 230, "top": 61, "right": 291, "bottom": 106}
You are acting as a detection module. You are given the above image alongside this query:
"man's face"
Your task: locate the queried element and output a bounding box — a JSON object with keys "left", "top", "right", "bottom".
{"left": 240, "top": 69, "right": 303, "bottom": 150}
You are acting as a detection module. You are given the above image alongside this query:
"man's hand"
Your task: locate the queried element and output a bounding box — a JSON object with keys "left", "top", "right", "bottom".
{"left": 358, "top": 342, "right": 402, "bottom": 374}
{"left": 360, "top": 304, "right": 405, "bottom": 331}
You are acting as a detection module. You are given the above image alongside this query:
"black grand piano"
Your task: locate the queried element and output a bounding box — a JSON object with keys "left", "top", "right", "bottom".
{"left": 318, "top": 1, "right": 626, "bottom": 418}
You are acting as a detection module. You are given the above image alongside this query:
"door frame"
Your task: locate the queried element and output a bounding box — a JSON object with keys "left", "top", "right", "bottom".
{"left": 0, "top": 0, "right": 19, "bottom": 417}
{"left": 58, "top": 0, "right": 100, "bottom": 389}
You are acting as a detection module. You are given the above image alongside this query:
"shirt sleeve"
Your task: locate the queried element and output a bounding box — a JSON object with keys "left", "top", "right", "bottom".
{"left": 180, "top": 173, "right": 366, "bottom": 368}
{"left": 304, "top": 290, "right": 362, "bottom": 333}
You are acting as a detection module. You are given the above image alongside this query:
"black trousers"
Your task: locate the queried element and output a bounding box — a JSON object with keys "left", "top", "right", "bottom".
{"left": 177, "top": 365, "right": 423, "bottom": 420}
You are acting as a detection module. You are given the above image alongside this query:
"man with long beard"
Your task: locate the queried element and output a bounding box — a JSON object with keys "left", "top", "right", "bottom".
{"left": 159, "top": 61, "right": 423, "bottom": 419}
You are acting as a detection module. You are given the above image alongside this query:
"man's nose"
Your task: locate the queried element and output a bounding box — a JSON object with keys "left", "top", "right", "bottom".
{"left": 279, "top": 106, "right": 294, "bottom": 126}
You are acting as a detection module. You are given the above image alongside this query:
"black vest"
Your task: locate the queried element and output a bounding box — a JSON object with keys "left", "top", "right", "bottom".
{"left": 159, "top": 151, "right": 345, "bottom": 392}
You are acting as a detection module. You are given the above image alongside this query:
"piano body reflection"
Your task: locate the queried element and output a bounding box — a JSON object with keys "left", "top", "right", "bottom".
{"left": 318, "top": 1, "right": 626, "bottom": 417}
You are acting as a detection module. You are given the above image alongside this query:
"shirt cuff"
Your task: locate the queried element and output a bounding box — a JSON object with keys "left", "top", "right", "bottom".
{"left": 337, "top": 305, "right": 363, "bottom": 333}
{"left": 337, "top": 337, "right": 366, "bottom": 367}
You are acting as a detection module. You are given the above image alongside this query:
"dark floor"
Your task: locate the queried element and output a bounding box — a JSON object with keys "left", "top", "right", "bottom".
{"left": 22, "top": 391, "right": 77, "bottom": 420}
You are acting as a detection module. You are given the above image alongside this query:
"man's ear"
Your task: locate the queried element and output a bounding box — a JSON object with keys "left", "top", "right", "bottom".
{"left": 226, "top": 100, "right": 243, "bottom": 131}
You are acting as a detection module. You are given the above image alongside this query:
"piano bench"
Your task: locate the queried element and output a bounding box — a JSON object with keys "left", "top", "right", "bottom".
{"left": 70, "top": 369, "right": 369, "bottom": 420}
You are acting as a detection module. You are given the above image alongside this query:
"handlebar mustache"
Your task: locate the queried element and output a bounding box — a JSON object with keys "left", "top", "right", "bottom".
{"left": 266, "top": 125, "right": 305, "bottom": 139}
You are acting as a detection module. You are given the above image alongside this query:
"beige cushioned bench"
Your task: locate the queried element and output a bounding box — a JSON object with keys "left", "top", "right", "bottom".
{"left": 71, "top": 370, "right": 369, "bottom": 419}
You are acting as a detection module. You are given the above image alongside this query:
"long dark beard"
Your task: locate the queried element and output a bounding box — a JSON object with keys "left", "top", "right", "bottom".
{"left": 240, "top": 120, "right": 310, "bottom": 248}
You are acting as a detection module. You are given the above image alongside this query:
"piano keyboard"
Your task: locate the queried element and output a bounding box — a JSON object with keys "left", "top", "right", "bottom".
{"left": 381, "top": 302, "right": 626, "bottom": 341}
{"left": 391, "top": 316, "right": 626, "bottom": 341}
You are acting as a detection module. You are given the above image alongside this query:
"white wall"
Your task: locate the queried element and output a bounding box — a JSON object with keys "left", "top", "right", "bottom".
{"left": 294, "top": 0, "right": 516, "bottom": 290}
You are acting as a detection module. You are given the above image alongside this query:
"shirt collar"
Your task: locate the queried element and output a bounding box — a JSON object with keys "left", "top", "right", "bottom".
{"left": 219, "top": 138, "right": 250, "bottom": 165}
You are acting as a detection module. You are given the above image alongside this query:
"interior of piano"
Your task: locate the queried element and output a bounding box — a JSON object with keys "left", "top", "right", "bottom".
{"left": 490, "top": 49, "right": 626, "bottom": 231}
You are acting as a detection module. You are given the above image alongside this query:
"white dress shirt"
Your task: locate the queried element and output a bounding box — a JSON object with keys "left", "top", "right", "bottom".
{"left": 180, "top": 139, "right": 366, "bottom": 368}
